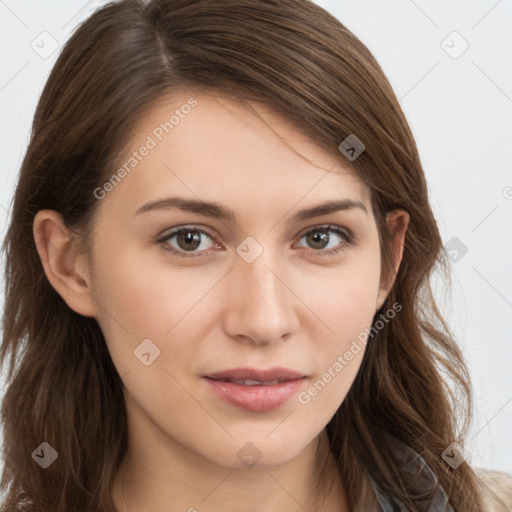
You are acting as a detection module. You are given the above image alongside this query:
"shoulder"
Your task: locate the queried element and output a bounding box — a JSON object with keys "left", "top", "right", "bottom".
{"left": 475, "top": 468, "right": 512, "bottom": 512}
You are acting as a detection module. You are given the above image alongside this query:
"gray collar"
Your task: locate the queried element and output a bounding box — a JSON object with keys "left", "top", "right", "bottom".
{"left": 368, "top": 439, "right": 455, "bottom": 512}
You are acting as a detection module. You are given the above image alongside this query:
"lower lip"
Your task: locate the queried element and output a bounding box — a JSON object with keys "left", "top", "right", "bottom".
{"left": 203, "top": 377, "right": 306, "bottom": 412}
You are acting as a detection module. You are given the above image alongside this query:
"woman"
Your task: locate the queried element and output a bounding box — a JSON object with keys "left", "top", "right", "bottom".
{"left": 1, "top": 0, "right": 511, "bottom": 510}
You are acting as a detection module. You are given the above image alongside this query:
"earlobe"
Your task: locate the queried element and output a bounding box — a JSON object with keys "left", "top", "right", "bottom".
{"left": 375, "top": 209, "right": 410, "bottom": 311}
{"left": 33, "top": 210, "right": 97, "bottom": 317}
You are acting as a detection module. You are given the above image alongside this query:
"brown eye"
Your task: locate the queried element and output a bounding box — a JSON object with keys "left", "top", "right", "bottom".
{"left": 157, "top": 224, "right": 353, "bottom": 259}
{"left": 176, "top": 230, "right": 202, "bottom": 251}
{"left": 305, "top": 229, "right": 330, "bottom": 250}
{"left": 296, "top": 225, "right": 353, "bottom": 255}
{"left": 157, "top": 226, "right": 216, "bottom": 257}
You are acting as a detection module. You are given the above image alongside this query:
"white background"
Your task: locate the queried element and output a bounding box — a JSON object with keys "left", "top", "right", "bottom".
{"left": 0, "top": 0, "right": 511, "bottom": 474}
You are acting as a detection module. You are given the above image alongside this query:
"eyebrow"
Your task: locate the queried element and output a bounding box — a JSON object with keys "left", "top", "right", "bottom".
{"left": 135, "top": 196, "right": 368, "bottom": 222}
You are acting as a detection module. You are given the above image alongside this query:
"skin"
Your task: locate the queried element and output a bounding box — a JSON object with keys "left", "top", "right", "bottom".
{"left": 33, "top": 91, "right": 409, "bottom": 512}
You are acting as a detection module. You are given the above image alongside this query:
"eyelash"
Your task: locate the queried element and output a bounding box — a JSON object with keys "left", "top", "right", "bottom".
{"left": 156, "top": 224, "right": 355, "bottom": 259}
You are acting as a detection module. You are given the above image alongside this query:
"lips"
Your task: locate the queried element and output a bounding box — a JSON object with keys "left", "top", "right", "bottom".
{"left": 205, "top": 367, "right": 305, "bottom": 383}
{"left": 203, "top": 367, "right": 307, "bottom": 412}
{"left": 218, "top": 378, "right": 280, "bottom": 386}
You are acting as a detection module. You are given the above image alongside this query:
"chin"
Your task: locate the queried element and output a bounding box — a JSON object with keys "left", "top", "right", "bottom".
{"left": 197, "top": 433, "right": 313, "bottom": 470}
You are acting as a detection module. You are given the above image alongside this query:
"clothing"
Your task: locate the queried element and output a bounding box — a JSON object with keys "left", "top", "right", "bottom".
{"left": 369, "top": 439, "right": 512, "bottom": 511}
{"left": 369, "top": 440, "right": 454, "bottom": 511}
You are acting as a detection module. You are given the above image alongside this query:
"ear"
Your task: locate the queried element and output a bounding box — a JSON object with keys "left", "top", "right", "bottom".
{"left": 375, "top": 209, "right": 410, "bottom": 311}
{"left": 33, "top": 210, "right": 97, "bottom": 317}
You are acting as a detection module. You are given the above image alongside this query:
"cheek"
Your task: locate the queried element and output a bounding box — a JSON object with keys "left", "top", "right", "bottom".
{"left": 90, "top": 241, "right": 199, "bottom": 370}
{"left": 92, "top": 234, "right": 197, "bottom": 327}
{"left": 298, "top": 253, "right": 380, "bottom": 390}
{"left": 91, "top": 247, "right": 232, "bottom": 385}
{"left": 306, "top": 252, "right": 381, "bottom": 336}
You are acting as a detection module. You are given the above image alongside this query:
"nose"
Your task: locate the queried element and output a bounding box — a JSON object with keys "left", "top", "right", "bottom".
{"left": 222, "top": 247, "right": 299, "bottom": 346}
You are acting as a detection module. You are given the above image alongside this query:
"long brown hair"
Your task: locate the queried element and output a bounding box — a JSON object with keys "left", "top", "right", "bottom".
{"left": 1, "top": 0, "right": 486, "bottom": 510}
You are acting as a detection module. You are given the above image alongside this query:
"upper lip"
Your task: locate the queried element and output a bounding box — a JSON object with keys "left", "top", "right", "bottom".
{"left": 204, "top": 367, "right": 306, "bottom": 382}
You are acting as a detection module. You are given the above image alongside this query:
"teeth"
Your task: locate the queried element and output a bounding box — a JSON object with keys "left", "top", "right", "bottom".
{"left": 224, "top": 378, "right": 281, "bottom": 386}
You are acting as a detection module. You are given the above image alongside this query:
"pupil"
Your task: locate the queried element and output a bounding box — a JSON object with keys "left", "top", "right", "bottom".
{"left": 178, "top": 230, "right": 201, "bottom": 251}
{"left": 308, "top": 230, "right": 328, "bottom": 249}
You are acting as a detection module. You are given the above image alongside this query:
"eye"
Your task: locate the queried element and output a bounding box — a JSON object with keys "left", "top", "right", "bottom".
{"left": 156, "top": 224, "right": 354, "bottom": 258}
{"left": 157, "top": 226, "right": 218, "bottom": 257}
{"left": 295, "top": 225, "right": 354, "bottom": 256}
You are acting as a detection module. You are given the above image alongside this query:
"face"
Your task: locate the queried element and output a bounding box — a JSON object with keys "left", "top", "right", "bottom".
{"left": 74, "top": 91, "right": 395, "bottom": 469}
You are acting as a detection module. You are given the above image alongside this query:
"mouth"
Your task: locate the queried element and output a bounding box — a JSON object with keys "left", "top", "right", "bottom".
{"left": 210, "top": 378, "right": 286, "bottom": 386}
{"left": 205, "top": 367, "right": 305, "bottom": 382}
{"left": 202, "top": 367, "right": 307, "bottom": 412}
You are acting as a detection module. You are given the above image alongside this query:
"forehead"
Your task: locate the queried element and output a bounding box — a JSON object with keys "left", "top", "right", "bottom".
{"left": 103, "top": 90, "right": 371, "bottom": 217}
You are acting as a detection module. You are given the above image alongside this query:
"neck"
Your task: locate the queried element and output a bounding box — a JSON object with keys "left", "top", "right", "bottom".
{"left": 111, "top": 424, "right": 348, "bottom": 512}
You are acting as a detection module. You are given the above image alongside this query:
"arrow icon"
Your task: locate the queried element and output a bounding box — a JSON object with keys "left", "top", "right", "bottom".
{"left": 31, "top": 31, "right": 59, "bottom": 60}
{"left": 441, "top": 442, "right": 465, "bottom": 468}
{"left": 134, "top": 339, "right": 161, "bottom": 366}
{"left": 237, "top": 441, "right": 263, "bottom": 467}
{"left": 338, "top": 134, "right": 365, "bottom": 161}
{"left": 440, "top": 31, "right": 469, "bottom": 59}
{"left": 236, "top": 237, "right": 263, "bottom": 263}
{"left": 31, "top": 441, "right": 58, "bottom": 468}
{"left": 444, "top": 237, "right": 467, "bottom": 263}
